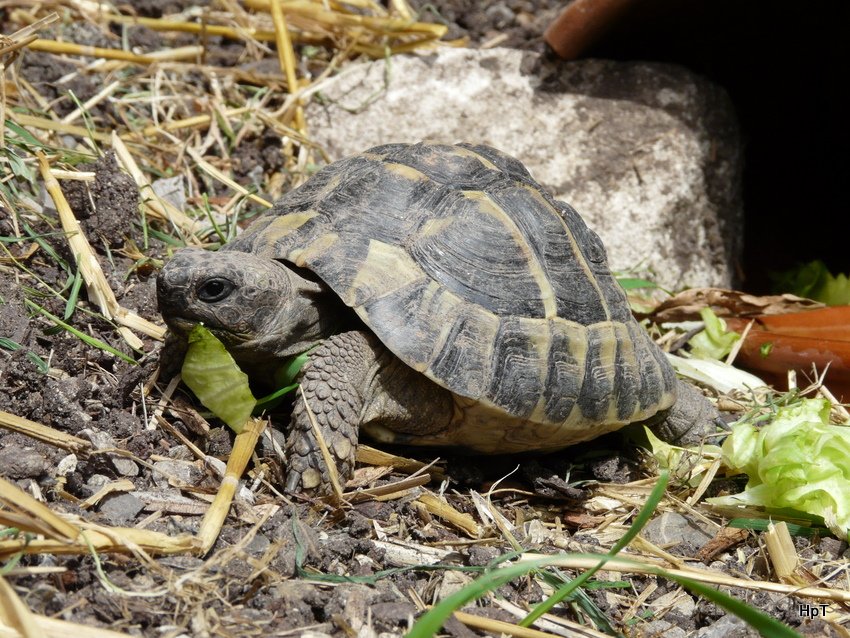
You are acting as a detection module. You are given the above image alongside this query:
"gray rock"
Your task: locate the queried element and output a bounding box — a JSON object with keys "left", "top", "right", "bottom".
{"left": 642, "top": 511, "right": 714, "bottom": 551}
{"left": 697, "top": 613, "right": 760, "bottom": 637}
{"left": 79, "top": 428, "right": 139, "bottom": 476}
{"left": 0, "top": 444, "right": 47, "bottom": 478}
{"left": 306, "top": 48, "right": 742, "bottom": 290}
{"left": 152, "top": 459, "right": 203, "bottom": 489}
{"left": 151, "top": 176, "right": 186, "bottom": 211}
{"left": 638, "top": 619, "right": 688, "bottom": 638}
{"left": 86, "top": 473, "right": 112, "bottom": 491}
{"left": 99, "top": 492, "right": 144, "bottom": 525}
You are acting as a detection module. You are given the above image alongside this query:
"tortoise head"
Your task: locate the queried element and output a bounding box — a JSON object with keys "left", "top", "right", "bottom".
{"left": 157, "top": 248, "right": 329, "bottom": 366}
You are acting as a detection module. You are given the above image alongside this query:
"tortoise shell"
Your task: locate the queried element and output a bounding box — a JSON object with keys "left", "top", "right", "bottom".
{"left": 223, "top": 142, "right": 677, "bottom": 428}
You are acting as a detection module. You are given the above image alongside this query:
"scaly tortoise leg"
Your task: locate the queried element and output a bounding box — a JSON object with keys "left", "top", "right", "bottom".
{"left": 284, "top": 331, "right": 375, "bottom": 492}
{"left": 284, "top": 329, "right": 455, "bottom": 493}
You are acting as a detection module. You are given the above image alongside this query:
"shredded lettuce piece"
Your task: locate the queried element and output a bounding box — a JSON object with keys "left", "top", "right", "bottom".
{"left": 181, "top": 325, "right": 256, "bottom": 433}
{"left": 708, "top": 399, "right": 850, "bottom": 539}
{"left": 688, "top": 307, "right": 741, "bottom": 360}
{"left": 643, "top": 427, "right": 722, "bottom": 486}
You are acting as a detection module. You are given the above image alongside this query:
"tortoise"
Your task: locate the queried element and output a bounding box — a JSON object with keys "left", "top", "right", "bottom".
{"left": 157, "top": 142, "right": 716, "bottom": 492}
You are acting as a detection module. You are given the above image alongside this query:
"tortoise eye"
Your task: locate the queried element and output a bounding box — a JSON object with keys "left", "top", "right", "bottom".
{"left": 197, "top": 277, "right": 234, "bottom": 303}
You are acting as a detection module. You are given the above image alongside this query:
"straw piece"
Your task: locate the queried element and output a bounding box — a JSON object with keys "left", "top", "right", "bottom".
{"left": 416, "top": 492, "right": 480, "bottom": 537}
{"left": 134, "top": 106, "right": 251, "bottom": 139}
{"left": 269, "top": 0, "right": 305, "bottom": 133}
{"left": 0, "top": 523, "right": 197, "bottom": 559}
{"left": 80, "top": 479, "right": 136, "bottom": 510}
{"left": 355, "top": 444, "right": 446, "bottom": 481}
{"left": 764, "top": 521, "right": 803, "bottom": 585}
{"left": 50, "top": 170, "right": 96, "bottom": 181}
{"left": 10, "top": 112, "right": 111, "bottom": 143}
{"left": 0, "top": 476, "right": 80, "bottom": 542}
{"left": 37, "top": 152, "right": 165, "bottom": 344}
{"left": 29, "top": 38, "right": 156, "bottom": 63}
{"left": 347, "top": 474, "right": 430, "bottom": 502}
{"left": 185, "top": 147, "right": 272, "bottom": 209}
{"left": 454, "top": 610, "right": 560, "bottom": 638}
{"left": 244, "top": 0, "right": 448, "bottom": 37}
{"left": 143, "top": 45, "right": 203, "bottom": 61}
{"left": 107, "top": 14, "right": 277, "bottom": 42}
{"left": 19, "top": 614, "right": 134, "bottom": 637}
{"left": 519, "top": 552, "right": 850, "bottom": 603}
{"left": 196, "top": 417, "right": 266, "bottom": 554}
{"left": 0, "top": 575, "right": 45, "bottom": 638}
{"left": 0, "top": 411, "right": 91, "bottom": 454}
{"left": 110, "top": 133, "right": 204, "bottom": 242}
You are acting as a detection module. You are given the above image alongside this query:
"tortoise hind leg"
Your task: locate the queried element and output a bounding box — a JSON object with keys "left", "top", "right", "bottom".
{"left": 645, "top": 380, "right": 720, "bottom": 446}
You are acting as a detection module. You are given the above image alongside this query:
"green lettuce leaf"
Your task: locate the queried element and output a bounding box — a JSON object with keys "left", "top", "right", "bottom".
{"left": 688, "top": 307, "right": 741, "bottom": 361}
{"left": 181, "top": 325, "right": 256, "bottom": 433}
{"left": 709, "top": 399, "right": 850, "bottom": 539}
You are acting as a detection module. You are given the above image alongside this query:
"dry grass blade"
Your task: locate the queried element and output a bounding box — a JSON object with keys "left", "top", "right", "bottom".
{"left": 298, "top": 385, "right": 345, "bottom": 504}
{"left": 245, "top": 0, "right": 448, "bottom": 37}
{"left": 416, "top": 492, "right": 480, "bottom": 537}
{"left": 520, "top": 553, "right": 850, "bottom": 603}
{"left": 0, "top": 477, "right": 80, "bottom": 542}
{"left": 453, "top": 610, "right": 562, "bottom": 638}
{"left": 9, "top": 113, "right": 111, "bottom": 143}
{"left": 186, "top": 147, "right": 272, "bottom": 209}
{"left": 110, "top": 134, "right": 204, "bottom": 243}
{"left": 0, "top": 575, "right": 44, "bottom": 638}
{"left": 0, "top": 411, "right": 90, "bottom": 454}
{"left": 269, "top": 0, "right": 305, "bottom": 132}
{"left": 37, "top": 152, "right": 166, "bottom": 344}
{"left": 197, "top": 417, "right": 266, "bottom": 554}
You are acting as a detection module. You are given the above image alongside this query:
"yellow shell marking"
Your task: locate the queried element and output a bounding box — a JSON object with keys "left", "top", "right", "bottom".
{"left": 290, "top": 232, "right": 339, "bottom": 268}
{"left": 383, "top": 161, "right": 429, "bottom": 182}
{"left": 267, "top": 211, "right": 317, "bottom": 237}
{"left": 350, "top": 239, "right": 426, "bottom": 307}
{"left": 447, "top": 145, "right": 500, "bottom": 170}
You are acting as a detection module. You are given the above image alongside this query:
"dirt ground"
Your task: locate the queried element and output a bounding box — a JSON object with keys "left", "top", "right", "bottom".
{"left": 0, "top": 2, "right": 847, "bottom": 637}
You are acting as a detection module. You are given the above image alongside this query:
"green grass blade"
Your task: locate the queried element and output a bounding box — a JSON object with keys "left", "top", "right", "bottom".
{"left": 405, "top": 556, "right": 559, "bottom": 638}
{"left": 64, "top": 266, "right": 84, "bottom": 320}
{"left": 25, "top": 299, "right": 136, "bottom": 364}
{"left": 406, "top": 549, "right": 802, "bottom": 638}
{"left": 519, "top": 470, "right": 669, "bottom": 627}
{"left": 665, "top": 574, "right": 802, "bottom": 638}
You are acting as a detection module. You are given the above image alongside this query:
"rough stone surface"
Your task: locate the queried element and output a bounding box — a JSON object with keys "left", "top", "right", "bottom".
{"left": 640, "top": 620, "right": 688, "bottom": 638}
{"left": 696, "top": 613, "right": 760, "bottom": 637}
{"left": 0, "top": 444, "right": 48, "bottom": 479}
{"left": 642, "top": 511, "right": 714, "bottom": 552}
{"left": 99, "top": 493, "right": 145, "bottom": 525}
{"left": 306, "top": 48, "right": 742, "bottom": 290}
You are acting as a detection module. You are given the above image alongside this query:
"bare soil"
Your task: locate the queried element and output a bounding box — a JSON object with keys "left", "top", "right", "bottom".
{"left": 0, "top": 2, "right": 846, "bottom": 637}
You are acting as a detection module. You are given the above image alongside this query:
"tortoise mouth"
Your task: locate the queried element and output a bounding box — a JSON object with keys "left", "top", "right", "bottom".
{"left": 163, "top": 315, "right": 251, "bottom": 347}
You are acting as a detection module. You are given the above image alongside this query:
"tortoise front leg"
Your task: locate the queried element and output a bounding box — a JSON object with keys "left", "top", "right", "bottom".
{"left": 284, "top": 329, "right": 456, "bottom": 493}
{"left": 284, "top": 330, "right": 375, "bottom": 492}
